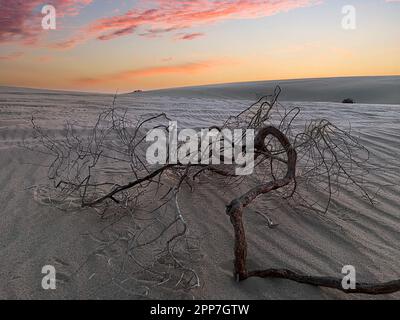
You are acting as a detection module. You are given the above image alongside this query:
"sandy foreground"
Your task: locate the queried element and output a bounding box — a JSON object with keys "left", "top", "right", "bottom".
{"left": 0, "top": 85, "right": 399, "bottom": 300}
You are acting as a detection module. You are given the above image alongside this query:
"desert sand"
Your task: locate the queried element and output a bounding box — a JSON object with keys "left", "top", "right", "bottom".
{"left": 0, "top": 78, "right": 399, "bottom": 299}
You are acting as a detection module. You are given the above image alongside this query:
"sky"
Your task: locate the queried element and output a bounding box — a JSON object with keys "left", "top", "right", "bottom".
{"left": 0, "top": 0, "right": 399, "bottom": 93}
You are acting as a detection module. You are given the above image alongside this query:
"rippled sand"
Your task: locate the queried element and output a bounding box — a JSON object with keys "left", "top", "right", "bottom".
{"left": 0, "top": 85, "right": 399, "bottom": 299}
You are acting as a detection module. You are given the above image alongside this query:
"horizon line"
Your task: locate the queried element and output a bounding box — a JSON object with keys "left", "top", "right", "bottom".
{"left": 1, "top": 74, "right": 400, "bottom": 95}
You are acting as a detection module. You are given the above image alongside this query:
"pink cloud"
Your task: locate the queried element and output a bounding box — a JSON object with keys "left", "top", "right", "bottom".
{"left": 2, "top": 0, "right": 397, "bottom": 49}
{"left": 176, "top": 33, "right": 205, "bottom": 41}
{"left": 55, "top": 0, "right": 320, "bottom": 49}
{"left": 0, "top": 0, "right": 92, "bottom": 45}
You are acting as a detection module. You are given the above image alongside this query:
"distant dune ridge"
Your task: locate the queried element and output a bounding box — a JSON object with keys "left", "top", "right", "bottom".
{"left": 142, "top": 76, "right": 400, "bottom": 104}
{"left": 2, "top": 76, "right": 399, "bottom": 104}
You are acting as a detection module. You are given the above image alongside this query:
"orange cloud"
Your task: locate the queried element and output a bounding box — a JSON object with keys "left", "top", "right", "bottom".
{"left": 75, "top": 59, "right": 236, "bottom": 85}
{"left": 37, "top": 55, "right": 54, "bottom": 62}
{"left": 0, "top": 51, "right": 24, "bottom": 60}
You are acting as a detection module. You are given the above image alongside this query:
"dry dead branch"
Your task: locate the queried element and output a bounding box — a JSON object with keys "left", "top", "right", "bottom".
{"left": 29, "top": 87, "right": 400, "bottom": 296}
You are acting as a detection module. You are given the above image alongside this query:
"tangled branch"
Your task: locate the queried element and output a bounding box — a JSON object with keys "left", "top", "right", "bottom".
{"left": 28, "top": 87, "right": 400, "bottom": 296}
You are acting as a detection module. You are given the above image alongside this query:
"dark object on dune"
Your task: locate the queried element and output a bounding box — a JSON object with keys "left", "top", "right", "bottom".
{"left": 342, "top": 98, "right": 355, "bottom": 104}
{"left": 132, "top": 90, "right": 143, "bottom": 94}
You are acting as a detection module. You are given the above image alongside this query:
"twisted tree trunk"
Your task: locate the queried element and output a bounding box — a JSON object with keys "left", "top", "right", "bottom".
{"left": 226, "top": 126, "right": 400, "bottom": 295}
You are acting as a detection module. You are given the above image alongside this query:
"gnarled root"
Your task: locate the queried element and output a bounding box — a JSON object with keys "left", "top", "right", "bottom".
{"left": 226, "top": 126, "right": 400, "bottom": 295}
{"left": 246, "top": 269, "right": 400, "bottom": 295}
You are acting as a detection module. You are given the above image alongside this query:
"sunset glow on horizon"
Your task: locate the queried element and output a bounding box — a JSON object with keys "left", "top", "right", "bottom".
{"left": 1, "top": 0, "right": 399, "bottom": 93}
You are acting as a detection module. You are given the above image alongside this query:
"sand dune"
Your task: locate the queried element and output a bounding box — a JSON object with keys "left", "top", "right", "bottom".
{"left": 143, "top": 76, "right": 400, "bottom": 105}
{"left": 0, "top": 85, "right": 399, "bottom": 299}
